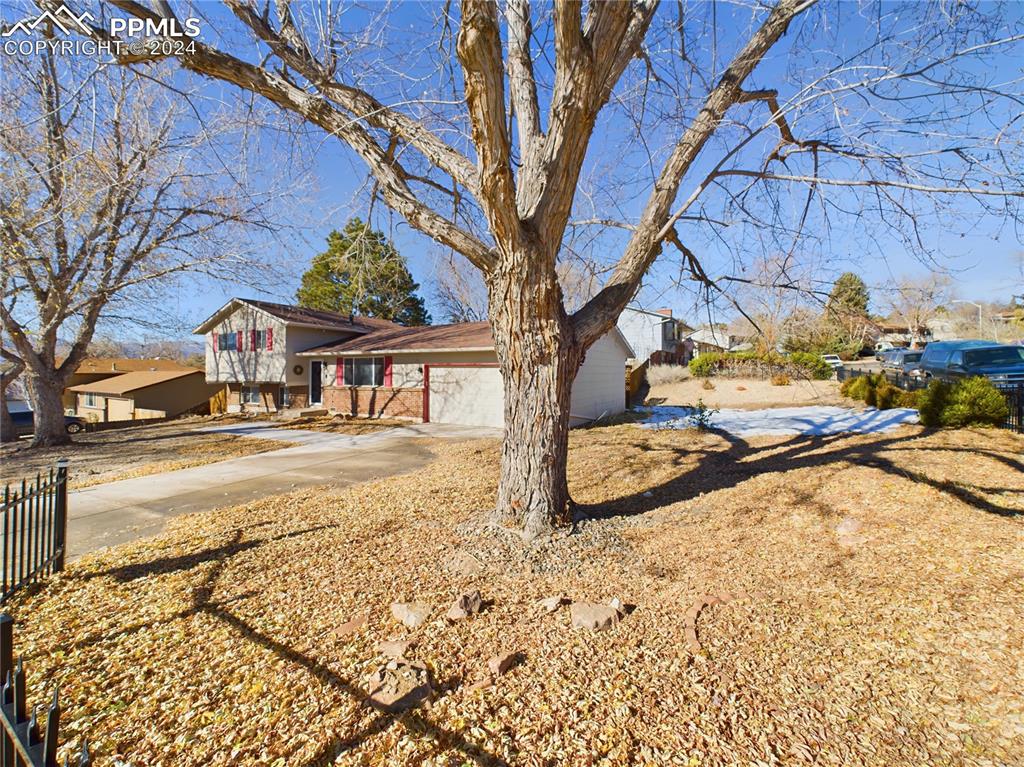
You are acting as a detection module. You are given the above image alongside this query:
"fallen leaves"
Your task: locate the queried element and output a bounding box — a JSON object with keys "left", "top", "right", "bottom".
{"left": 4, "top": 424, "right": 1023, "bottom": 766}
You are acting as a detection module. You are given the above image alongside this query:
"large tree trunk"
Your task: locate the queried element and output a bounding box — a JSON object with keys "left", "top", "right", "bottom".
{"left": 0, "top": 358, "right": 25, "bottom": 444}
{"left": 488, "top": 244, "right": 583, "bottom": 541}
{"left": 29, "top": 373, "right": 71, "bottom": 447}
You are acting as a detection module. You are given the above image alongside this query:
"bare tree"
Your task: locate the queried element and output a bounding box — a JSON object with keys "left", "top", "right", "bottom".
{"left": 0, "top": 42, "right": 275, "bottom": 446}
{"left": 884, "top": 274, "right": 954, "bottom": 345}
{"left": 69, "top": 0, "right": 1024, "bottom": 538}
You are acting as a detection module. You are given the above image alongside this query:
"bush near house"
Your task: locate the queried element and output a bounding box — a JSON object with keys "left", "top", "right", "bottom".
{"left": 688, "top": 351, "right": 832, "bottom": 381}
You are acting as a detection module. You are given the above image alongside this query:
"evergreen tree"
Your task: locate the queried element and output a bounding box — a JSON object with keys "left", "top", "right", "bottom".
{"left": 296, "top": 219, "right": 431, "bottom": 326}
{"left": 826, "top": 272, "right": 870, "bottom": 318}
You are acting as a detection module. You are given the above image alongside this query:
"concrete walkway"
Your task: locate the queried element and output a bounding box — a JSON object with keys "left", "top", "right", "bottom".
{"left": 67, "top": 423, "right": 498, "bottom": 559}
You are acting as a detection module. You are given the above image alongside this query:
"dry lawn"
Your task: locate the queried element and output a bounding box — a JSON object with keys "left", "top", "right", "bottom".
{"left": 7, "top": 423, "right": 1023, "bottom": 766}
{"left": 1, "top": 421, "right": 294, "bottom": 489}
{"left": 277, "top": 415, "right": 409, "bottom": 435}
{"left": 649, "top": 375, "right": 844, "bottom": 409}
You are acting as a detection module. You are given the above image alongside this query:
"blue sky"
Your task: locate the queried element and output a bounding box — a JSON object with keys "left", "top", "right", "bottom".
{"left": 3, "top": 0, "right": 1021, "bottom": 339}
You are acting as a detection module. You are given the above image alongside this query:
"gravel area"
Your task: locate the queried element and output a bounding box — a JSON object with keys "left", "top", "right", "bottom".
{"left": 648, "top": 375, "right": 844, "bottom": 409}
{"left": 6, "top": 423, "right": 1023, "bottom": 766}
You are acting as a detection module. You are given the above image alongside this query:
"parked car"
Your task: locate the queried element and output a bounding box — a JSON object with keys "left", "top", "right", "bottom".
{"left": 919, "top": 339, "right": 1024, "bottom": 383}
{"left": 943, "top": 344, "right": 1024, "bottom": 384}
{"left": 7, "top": 410, "right": 87, "bottom": 438}
{"left": 821, "top": 354, "right": 844, "bottom": 370}
{"left": 881, "top": 349, "right": 923, "bottom": 375}
{"left": 874, "top": 342, "right": 895, "bottom": 360}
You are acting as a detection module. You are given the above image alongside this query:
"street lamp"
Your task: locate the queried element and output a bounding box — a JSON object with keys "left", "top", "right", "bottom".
{"left": 951, "top": 299, "right": 983, "bottom": 336}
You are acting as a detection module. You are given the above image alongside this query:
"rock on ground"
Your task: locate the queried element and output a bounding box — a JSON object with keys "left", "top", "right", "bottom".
{"left": 365, "top": 660, "right": 433, "bottom": 712}
{"left": 445, "top": 590, "right": 483, "bottom": 621}
{"left": 570, "top": 602, "right": 622, "bottom": 631}
{"left": 391, "top": 602, "right": 431, "bottom": 628}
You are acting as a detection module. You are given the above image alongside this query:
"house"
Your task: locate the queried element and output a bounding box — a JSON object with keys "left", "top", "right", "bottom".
{"left": 616, "top": 306, "right": 694, "bottom": 366}
{"left": 193, "top": 298, "right": 401, "bottom": 412}
{"left": 194, "top": 298, "right": 633, "bottom": 427}
{"left": 687, "top": 325, "right": 737, "bottom": 356}
{"left": 61, "top": 357, "right": 194, "bottom": 412}
{"left": 67, "top": 368, "right": 217, "bottom": 422}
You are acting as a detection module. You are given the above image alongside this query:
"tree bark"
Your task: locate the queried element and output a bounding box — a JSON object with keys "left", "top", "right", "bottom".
{"left": 487, "top": 241, "right": 582, "bottom": 541}
{"left": 29, "top": 374, "right": 70, "bottom": 447}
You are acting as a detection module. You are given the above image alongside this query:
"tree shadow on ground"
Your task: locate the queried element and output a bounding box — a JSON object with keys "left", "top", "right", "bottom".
{"left": 576, "top": 426, "right": 1023, "bottom": 521}
{"left": 66, "top": 525, "right": 510, "bottom": 766}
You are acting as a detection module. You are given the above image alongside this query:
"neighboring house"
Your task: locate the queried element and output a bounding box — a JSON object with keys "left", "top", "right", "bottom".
{"left": 193, "top": 298, "right": 400, "bottom": 412}
{"left": 67, "top": 369, "right": 217, "bottom": 422}
{"left": 687, "top": 325, "right": 736, "bottom": 356}
{"left": 62, "top": 357, "right": 194, "bottom": 412}
{"left": 195, "top": 297, "right": 633, "bottom": 427}
{"left": 872, "top": 322, "right": 933, "bottom": 348}
{"left": 616, "top": 306, "right": 694, "bottom": 366}
{"left": 296, "top": 321, "right": 633, "bottom": 428}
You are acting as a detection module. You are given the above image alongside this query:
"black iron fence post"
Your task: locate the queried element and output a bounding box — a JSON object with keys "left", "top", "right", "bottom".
{"left": 52, "top": 461, "right": 68, "bottom": 575}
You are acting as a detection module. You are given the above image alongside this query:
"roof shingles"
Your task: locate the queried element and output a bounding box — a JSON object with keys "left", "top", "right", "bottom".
{"left": 299, "top": 322, "right": 494, "bottom": 355}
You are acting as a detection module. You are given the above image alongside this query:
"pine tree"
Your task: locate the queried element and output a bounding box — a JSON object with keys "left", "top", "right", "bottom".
{"left": 827, "top": 273, "right": 870, "bottom": 318}
{"left": 296, "top": 219, "right": 430, "bottom": 326}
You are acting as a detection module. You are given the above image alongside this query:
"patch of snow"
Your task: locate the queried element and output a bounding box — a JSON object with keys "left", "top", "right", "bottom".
{"left": 639, "top": 405, "right": 918, "bottom": 437}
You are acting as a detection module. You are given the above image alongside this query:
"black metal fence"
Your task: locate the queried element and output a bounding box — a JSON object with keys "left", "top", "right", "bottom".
{"left": 837, "top": 367, "right": 1024, "bottom": 434}
{"left": 1, "top": 462, "right": 68, "bottom": 604}
{"left": 0, "top": 614, "right": 89, "bottom": 767}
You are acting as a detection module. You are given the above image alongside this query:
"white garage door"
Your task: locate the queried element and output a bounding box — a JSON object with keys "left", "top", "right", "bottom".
{"left": 429, "top": 366, "right": 504, "bottom": 428}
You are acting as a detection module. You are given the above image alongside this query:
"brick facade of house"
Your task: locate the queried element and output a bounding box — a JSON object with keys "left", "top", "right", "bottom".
{"left": 323, "top": 385, "right": 423, "bottom": 419}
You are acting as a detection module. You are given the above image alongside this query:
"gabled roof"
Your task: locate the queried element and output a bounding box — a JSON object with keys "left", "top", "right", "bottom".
{"left": 298, "top": 322, "right": 494, "bottom": 356}
{"left": 67, "top": 368, "right": 201, "bottom": 395}
{"left": 298, "top": 321, "right": 636, "bottom": 359}
{"left": 192, "top": 298, "right": 402, "bottom": 334}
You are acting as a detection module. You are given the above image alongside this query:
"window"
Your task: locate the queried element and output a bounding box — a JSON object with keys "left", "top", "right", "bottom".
{"left": 948, "top": 351, "right": 964, "bottom": 366}
{"left": 217, "top": 331, "right": 238, "bottom": 351}
{"left": 241, "top": 386, "right": 262, "bottom": 405}
{"left": 342, "top": 357, "right": 384, "bottom": 387}
{"left": 253, "top": 329, "right": 267, "bottom": 350}
{"left": 965, "top": 347, "right": 1024, "bottom": 366}
{"left": 83, "top": 393, "right": 99, "bottom": 407}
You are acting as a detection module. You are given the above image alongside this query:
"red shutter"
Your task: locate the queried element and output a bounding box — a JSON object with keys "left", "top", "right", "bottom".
{"left": 212, "top": 333, "right": 218, "bottom": 352}
{"left": 336, "top": 357, "right": 344, "bottom": 386}
{"left": 266, "top": 328, "right": 273, "bottom": 351}
{"left": 383, "top": 356, "right": 393, "bottom": 388}
{"left": 250, "top": 329, "right": 257, "bottom": 350}
{"left": 236, "top": 332, "right": 243, "bottom": 352}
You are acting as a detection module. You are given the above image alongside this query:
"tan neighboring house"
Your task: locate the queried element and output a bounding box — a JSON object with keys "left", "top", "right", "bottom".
{"left": 61, "top": 357, "right": 194, "bottom": 412}
{"left": 67, "top": 368, "right": 217, "bottom": 422}
{"left": 195, "top": 297, "right": 633, "bottom": 427}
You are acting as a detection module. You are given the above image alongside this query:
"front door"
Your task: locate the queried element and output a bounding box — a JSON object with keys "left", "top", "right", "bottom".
{"left": 310, "top": 361, "right": 323, "bottom": 405}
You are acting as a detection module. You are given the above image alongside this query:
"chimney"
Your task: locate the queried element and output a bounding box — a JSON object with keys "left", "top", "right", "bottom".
{"left": 655, "top": 308, "right": 673, "bottom": 317}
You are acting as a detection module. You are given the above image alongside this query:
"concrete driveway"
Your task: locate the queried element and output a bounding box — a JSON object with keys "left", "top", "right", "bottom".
{"left": 67, "top": 422, "right": 498, "bottom": 559}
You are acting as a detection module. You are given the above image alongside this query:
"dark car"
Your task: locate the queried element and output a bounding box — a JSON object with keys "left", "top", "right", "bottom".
{"left": 918, "top": 340, "right": 992, "bottom": 379}
{"left": 7, "top": 410, "right": 87, "bottom": 438}
{"left": 943, "top": 344, "right": 1024, "bottom": 385}
{"left": 882, "top": 349, "right": 924, "bottom": 375}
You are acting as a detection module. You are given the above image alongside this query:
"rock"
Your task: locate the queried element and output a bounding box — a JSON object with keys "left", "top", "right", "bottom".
{"left": 487, "top": 651, "right": 518, "bottom": 676}
{"left": 609, "top": 597, "right": 625, "bottom": 615}
{"left": 445, "top": 590, "right": 483, "bottom": 621}
{"left": 391, "top": 602, "right": 431, "bottom": 628}
{"left": 378, "top": 639, "right": 416, "bottom": 658}
{"left": 642, "top": 491, "right": 653, "bottom": 498}
{"left": 570, "top": 602, "right": 621, "bottom": 631}
{"left": 466, "top": 677, "right": 493, "bottom": 693}
{"left": 836, "top": 516, "right": 863, "bottom": 536}
{"left": 537, "top": 595, "right": 566, "bottom": 614}
{"left": 447, "top": 551, "right": 484, "bottom": 577}
{"left": 365, "top": 660, "right": 433, "bottom": 712}
{"left": 333, "top": 611, "right": 369, "bottom": 638}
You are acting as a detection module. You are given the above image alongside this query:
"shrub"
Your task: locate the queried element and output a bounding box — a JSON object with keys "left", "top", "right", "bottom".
{"left": 688, "top": 354, "right": 721, "bottom": 378}
{"left": 917, "top": 380, "right": 951, "bottom": 427}
{"left": 940, "top": 377, "right": 1009, "bottom": 428}
{"left": 895, "top": 389, "right": 920, "bottom": 409}
{"left": 770, "top": 373, "right": 791, "bottom": 386}
{"left": 701, "top": 378, "right": 715, "bottom": 390}
{"left": 646, "top": 364, "right": 689, "bottom": 386}
{"left": 789, "top": 352, "right": 833, "bottom": 380}
{"left": 841, "top": 374, "right": 873, "bottom": 402}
